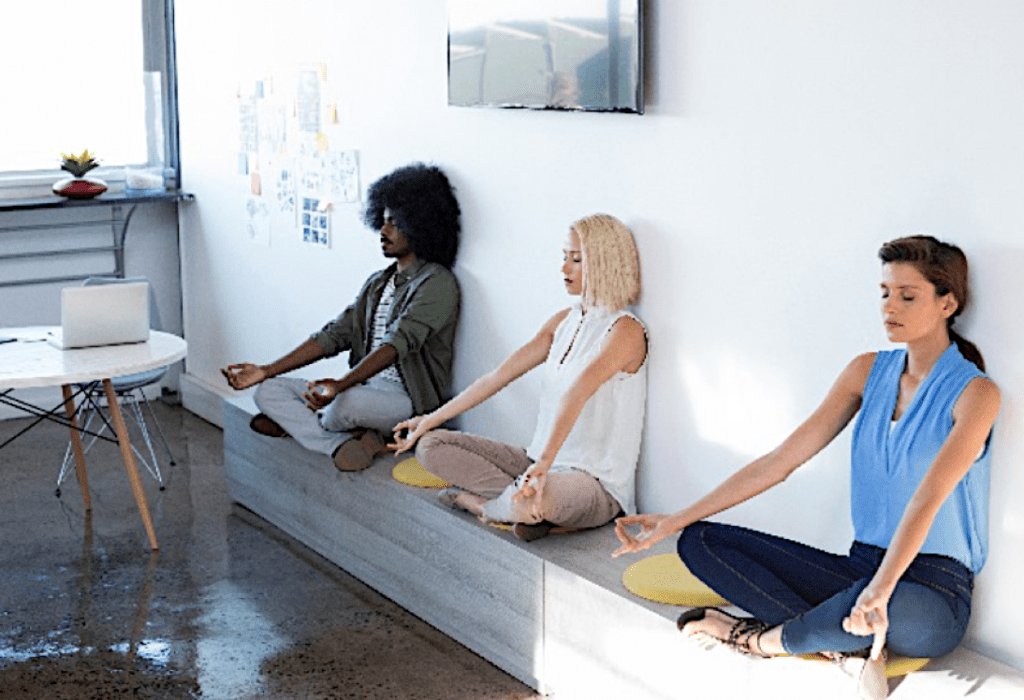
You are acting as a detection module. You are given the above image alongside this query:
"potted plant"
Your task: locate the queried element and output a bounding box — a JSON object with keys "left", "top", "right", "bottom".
{"left": 53, "top": 149, "right": 108, "bottom": 199}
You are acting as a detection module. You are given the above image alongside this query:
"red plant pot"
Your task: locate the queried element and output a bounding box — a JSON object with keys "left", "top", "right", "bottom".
{"left": 53, "top": 176, "right": 108, "bottom": 199}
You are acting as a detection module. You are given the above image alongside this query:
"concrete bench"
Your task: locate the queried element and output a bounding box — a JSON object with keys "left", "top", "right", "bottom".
{"left": 222, "top": 397, "right": 1024, "bottom": 699}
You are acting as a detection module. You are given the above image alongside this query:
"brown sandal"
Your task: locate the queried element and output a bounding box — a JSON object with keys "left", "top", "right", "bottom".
{"left": 727, "top": 618, "right": 771, "bottom": 657}
{"left": 676, "top": 607, "right": 770, "bottom": 657}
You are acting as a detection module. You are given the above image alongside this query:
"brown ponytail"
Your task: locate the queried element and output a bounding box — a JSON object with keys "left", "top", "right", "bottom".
{"left": 878, "top": 235, "right": 985, "bottom": 372}
{"left": 948, "top": 327, "right": 986, "bottom": 373}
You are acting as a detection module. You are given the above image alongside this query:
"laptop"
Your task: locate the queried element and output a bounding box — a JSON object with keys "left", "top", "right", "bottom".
{"left": 48, "top": 282, "right": 151, "bottom": 350}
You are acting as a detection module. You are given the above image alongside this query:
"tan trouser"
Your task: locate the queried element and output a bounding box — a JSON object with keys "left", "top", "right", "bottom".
{"left": 415, "top": 429, "right": 621, "bottom": 529}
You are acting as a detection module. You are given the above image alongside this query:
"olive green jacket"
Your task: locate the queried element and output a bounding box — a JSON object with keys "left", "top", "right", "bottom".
{"left": 311, "top": 259, "right": 460, "bottom": 414}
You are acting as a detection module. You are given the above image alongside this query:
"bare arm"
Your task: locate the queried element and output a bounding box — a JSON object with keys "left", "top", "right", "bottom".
{"left": 221, "top": 338, "right": 326, "bottom": 390}
{"left": 391, "top": 309, "right": 571, "bottom": 453}
{"left": 613, "top": 352, "right": 875, "bottom": 557}
{"left": 843, "top": 376, "right": 1000, "bottom": 659}
{"left": 515, "top": 316, "right": 648, "bottom": 512}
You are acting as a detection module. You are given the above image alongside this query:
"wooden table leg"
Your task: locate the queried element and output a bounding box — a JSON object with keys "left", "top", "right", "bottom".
{"left": 61, "top": 384, "right": 92, "bottom": 512}
{"left": 103, "top": 378, "right": 159, "bottom": 551}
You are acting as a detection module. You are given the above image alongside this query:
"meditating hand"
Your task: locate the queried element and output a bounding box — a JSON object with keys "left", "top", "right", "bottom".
{"left": 843, "top": 584, "right": 891, "bottom": 661}
{"left": 390, "top": 414, "right": 437, "bottom": 455}
{"left": 303, "top": 380, "right": 340, "bottom": 410}
{"left": 513, "top": 462, "right": 549, "bottom": 520}
{"left": 612, "top": 513, "right": 674, "bottom": 557}
{"left": 221, "top": 363, "right": 267, "bottom": 390}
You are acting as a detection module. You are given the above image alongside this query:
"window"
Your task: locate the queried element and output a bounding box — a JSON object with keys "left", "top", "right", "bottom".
{"left": 0, "top": 0, "right": 178, "bottom": 194}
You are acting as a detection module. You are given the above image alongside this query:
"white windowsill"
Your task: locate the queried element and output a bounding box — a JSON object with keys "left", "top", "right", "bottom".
{"left": 0, "top": 168, "right": 177, "bottom": 201}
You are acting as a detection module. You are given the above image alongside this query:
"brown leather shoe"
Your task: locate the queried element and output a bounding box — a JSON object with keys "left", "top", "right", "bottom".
{"left": 512, "top": 521, "right": 582, "bottom": 542}
{"left": 512, "top": 521, "right": 553, "bottom": 542}
{"left": 359, "top": 429, "right": 387, "bottom": 457}
{"left": 250, "top": 413, "right": 288, "bottom": 438}
{"left": 331, "top": 430, "right": 386, "bottom": 472}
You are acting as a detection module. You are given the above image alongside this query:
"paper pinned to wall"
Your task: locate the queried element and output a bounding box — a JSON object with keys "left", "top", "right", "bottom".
{"left": 244, "top": 198, "right": 271, "bottom": 246}
{"left": 273, "top": 161, "right": 296, "bottom": 215}
{"left": 296, "top": 66, "right": 321, "bottom": 134}
{"left": 297, "top": 132, "right": 319, "bottom": 159}
{"left": 257, "top": 102, "right": 287, "bottom": 157}
{"left": 234, "top": 63, "right": 359, "bottom": 244}
{"left": 238, "top": 96, "right": 257, "bottom": 152}
{"left": 300, "top": 196, "right": 330, "bottom": 248}
{"left": 300, "top": 150, "right": 360, "bottom": 206}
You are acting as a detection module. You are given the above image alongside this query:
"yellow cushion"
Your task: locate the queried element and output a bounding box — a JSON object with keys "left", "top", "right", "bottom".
{"left": 391, "top": 457, "right": 451, "bottom": 489}
{"left": 884, "top": 655, "right": 930, "bottom": 678}
{"left": 621, "top": 553, "right": 729, "bottom": 606}
{"left": 622, "top": 553, "right": 930, "bottom": 675}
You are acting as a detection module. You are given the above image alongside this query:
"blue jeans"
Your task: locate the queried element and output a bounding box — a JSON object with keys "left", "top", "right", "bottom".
{"left": 677, "top": 521, "right": 973, "bottom": 657}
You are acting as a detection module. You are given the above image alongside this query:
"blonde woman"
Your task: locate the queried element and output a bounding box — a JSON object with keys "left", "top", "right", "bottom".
{"left": 392, "top": 214, "right": 647, "bottom": 541}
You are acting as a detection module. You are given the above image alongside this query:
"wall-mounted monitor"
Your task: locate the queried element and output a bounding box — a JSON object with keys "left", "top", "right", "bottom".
{"left": 448, "top": 0, "right": 644, "bottom": 114}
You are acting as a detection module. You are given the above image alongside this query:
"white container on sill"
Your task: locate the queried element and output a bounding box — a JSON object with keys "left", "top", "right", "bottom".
{"left": 124, "top": 166, "right": 165, "bottom": 195}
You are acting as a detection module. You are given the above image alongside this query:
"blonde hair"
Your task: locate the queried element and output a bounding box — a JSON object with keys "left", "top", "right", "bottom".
{"left": 572, "top": 213, "right": 641, "bottom": 311}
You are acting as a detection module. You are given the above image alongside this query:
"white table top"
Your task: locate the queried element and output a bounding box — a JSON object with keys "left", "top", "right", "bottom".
{"left": 0, "top": 327, "right": 187, "bottom": 390}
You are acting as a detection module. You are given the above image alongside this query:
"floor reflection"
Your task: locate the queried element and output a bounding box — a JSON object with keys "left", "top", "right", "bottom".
{"left": 0, "top": 403, "right": 537, "bottom": 699}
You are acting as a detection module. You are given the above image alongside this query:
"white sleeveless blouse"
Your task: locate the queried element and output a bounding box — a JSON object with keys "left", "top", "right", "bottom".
{"left": 526, "top": 304, "right": 647, "bottom": 515}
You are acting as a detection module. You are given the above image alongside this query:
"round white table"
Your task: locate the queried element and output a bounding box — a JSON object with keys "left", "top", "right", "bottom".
{"left": 0, "top": 327, "right": 188, "bottom": 550}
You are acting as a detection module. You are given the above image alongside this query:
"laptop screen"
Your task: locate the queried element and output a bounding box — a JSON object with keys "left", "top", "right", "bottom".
{"left": 55, "top": 282, "right": 151, "bottom": 349}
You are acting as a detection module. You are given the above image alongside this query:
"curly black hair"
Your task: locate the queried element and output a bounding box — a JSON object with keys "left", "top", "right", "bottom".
{"left": 363, "top": 163, "right": 461, "bottom": 268}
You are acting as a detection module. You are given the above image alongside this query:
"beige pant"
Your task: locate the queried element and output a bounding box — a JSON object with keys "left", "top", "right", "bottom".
{"left": 415, "top": 429, "right": 621, "bottom": 529}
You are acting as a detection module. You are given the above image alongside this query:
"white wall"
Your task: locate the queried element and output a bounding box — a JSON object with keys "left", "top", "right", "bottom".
{"left": 174, "top": 0, "right": 1024, "bottom": 670}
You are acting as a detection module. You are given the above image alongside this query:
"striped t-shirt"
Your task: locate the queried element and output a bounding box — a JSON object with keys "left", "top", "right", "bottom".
{"left": 370, "top": 274, "right": 404, "bottom": 387}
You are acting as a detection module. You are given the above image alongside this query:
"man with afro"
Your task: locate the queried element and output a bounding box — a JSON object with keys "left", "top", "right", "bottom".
{"left": 222, "top": 163, "right": 461, "bottom": 472}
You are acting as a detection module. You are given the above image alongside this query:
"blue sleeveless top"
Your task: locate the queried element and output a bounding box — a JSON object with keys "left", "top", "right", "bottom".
{"left": 850, "top": 344, "right": 991, "bottom": 574}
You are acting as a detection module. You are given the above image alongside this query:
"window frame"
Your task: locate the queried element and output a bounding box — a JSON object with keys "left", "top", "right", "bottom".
{"left": 0, "top": 0, "right": 180, "bottom": 198}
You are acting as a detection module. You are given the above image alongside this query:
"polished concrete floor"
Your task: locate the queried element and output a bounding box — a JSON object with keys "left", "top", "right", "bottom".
{"left": 0, "top": 400, "right": 539, "bottom": 699}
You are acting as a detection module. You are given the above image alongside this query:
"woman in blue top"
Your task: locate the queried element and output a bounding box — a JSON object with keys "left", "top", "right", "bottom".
{"left": 614, "top": 236, "right": 1000, "bottom": 699}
